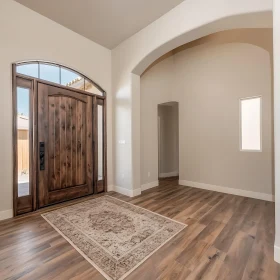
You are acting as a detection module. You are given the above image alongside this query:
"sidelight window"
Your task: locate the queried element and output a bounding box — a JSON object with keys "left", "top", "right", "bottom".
{"left": 17, "top": 87, "right": 30, "bottom": 197}
{"left": 98, "top": 105, "right": 103, "bottom": 180}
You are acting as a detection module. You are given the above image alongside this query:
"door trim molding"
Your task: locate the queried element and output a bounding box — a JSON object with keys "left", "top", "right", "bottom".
{"left": 12, "top": 63, "right": 107, "bottom": 216}
{"left": 13, "top": 72, "right": 35, "bottom": 216}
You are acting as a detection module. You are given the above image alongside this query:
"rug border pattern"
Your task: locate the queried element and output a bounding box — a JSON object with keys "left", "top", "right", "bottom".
{"left": 41, "top": 195, "right": 187, "bottom": 280}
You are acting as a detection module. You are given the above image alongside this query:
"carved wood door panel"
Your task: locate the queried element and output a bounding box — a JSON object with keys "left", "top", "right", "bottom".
{"left": 37, "top": 83, "right": 93, "bottom": 207}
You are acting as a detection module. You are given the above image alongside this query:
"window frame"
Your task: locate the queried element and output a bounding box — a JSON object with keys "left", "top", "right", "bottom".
{"left": 95, "top": 98, "right": 107, "bottom": 193}
{"left": 239, "top": 95, "right": 262, "bottom": 152}
{"left": 13, "top": 72, "right": 35, "bottom": 215}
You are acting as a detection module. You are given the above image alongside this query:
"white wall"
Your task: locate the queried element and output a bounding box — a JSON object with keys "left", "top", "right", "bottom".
{"left": 273, "top": 0, "right": 280, "bottom": 263}
{"left": 141, "top": 35, "right": 273, "bottom": 197}
{"left": 0, "top": 0, "right": 112, "bottom": 219}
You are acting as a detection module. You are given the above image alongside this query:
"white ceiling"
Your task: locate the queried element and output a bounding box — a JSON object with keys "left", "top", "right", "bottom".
{"left": 14, "top": 0, "right": 184, "bottom": 49}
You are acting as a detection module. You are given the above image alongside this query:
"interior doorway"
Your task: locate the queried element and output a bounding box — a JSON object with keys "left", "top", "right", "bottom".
{"left": 158, "top": 102, "right": 179, "bottom": 179}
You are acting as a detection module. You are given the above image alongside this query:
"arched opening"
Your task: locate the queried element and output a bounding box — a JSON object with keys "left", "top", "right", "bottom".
{"left": 13, "top": 61, "right": 107, "bottom": 216}
{"left": 112, "top": 8, "right": 272, "bottom": 198}
{"left": 140, "top": 29, "right": 273, "bottom": 199}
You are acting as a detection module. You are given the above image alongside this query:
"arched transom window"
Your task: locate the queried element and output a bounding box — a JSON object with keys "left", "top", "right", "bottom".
{"left": 16, "top": 61, "right": 105, "bottom": 96}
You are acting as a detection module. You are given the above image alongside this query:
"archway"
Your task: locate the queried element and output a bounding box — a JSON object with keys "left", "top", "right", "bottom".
{"left": 111, "top": 0, "right": 275, "bottom": 261}
{"left": 112, "top": 6, "right": 272, "bottom": 193}
{"left": 140, "top": 30, "right": 273, "bottom": 198}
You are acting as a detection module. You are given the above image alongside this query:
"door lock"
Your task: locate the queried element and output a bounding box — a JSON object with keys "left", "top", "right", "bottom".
{"left": 39, "top": 142, "right": 45, "bottom": 170}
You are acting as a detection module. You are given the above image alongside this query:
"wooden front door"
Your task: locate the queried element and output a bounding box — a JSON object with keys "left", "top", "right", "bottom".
{"left": 38, "top": 82, "right": 94, "bottom": 208}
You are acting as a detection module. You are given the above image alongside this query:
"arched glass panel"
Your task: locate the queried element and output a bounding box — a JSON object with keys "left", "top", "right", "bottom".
{"left": 17, "top": 63, "right": 39, "bottom": 78}
{"left": 17, "top": 87, "right": 30, "bottom": 197}
{"left": 85, "top": 79, "right": 103, "bottom": 95}
{"left": 16, "top": 61, "right": 105, "bottom": 96}
{"left": 39, "top": 63, "right": 60, "bottom": 84}
{"left": 61, "top": 67, "right": 84, "bottom": 88}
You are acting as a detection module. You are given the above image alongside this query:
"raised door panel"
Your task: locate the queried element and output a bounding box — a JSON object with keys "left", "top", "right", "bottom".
{"left": 48, "top": 96, "right": 87, "bottom": 190}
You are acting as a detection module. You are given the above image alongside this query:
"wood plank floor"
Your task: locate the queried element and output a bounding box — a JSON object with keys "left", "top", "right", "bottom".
{"left": 1, "top": 177, "right": 279, "bottom": 280}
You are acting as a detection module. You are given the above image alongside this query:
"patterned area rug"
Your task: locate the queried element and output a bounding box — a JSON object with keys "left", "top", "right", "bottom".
{"left": 42, "top": 195, "right": 186, "bottom": 280}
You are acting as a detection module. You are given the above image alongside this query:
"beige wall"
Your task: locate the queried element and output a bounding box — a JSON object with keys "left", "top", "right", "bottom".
{"left": 140, "top": 55, "right": 174, "bottom": 184}
{"left": 0, "top": 0, "right": 112, "bottom": 218}
{"left": 141, "top": 29, "right": 273, "bottom": 196}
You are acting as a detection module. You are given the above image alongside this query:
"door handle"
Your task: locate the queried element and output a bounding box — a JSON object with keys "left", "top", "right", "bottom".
{"left": 39, "top": 142, "right": 45, "bottom": 170}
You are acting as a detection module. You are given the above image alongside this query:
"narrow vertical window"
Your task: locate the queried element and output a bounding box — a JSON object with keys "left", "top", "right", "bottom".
{"left": 98, "top": 105, "right": 103, "bottom": 181}
{"left": 17, "top": 87, "right": 30, "bottom": 197}
{"left": 240, "top": 97, "right": 261, "bottom": 151}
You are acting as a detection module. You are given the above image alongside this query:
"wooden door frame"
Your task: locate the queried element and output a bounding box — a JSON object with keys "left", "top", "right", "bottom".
{"left": 13, "top": 67, "right": 35, "bottom": 215}
{"left": 12, "top": 64, "right": 107, "bottom": 216}
{"left": 95, "top": 98, "right": 107, "bottom": 193}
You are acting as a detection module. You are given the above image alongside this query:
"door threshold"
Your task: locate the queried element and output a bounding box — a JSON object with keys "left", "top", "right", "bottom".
{"left": 2, "top": 192, "right": 106, "bottom": 224}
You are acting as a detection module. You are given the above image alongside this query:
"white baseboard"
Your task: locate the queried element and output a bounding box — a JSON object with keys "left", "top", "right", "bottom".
{"left": 107, "top": 185, "right": 114, "bottom": 192}
{"left": 275, "top": 245, "right": 280, "bottom": 263}
{"left": 131, "top": 188, "right": 141, "bottom": 197}
{"left": 111, "top": 185, "right": 141, "bottom": 197}
{"left": 141, "top": 180, "right": 159, "bottom": 191}
{"left": 179, "top": 180, "right": 275, "bottom": 202}
{"left": 159, "top": 171, "right": 179, "bottom": 178}
{"left": 0, "top": 209, "right": 13, "bottom": 220}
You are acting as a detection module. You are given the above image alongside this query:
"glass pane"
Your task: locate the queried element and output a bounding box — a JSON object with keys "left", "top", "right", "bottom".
{"left": 98, "top": 105, "right": 103, "bottom": 180}
{"left": 39, "top": 63, "right": 60, "bottom": 83}
{"left": 16, "top": 63, "right": 38, "bottom": 78}
{"left": 85, "top": 80, "right": 103, "bottom": 96}
{"left": 241, "top": 97, "right": 261, "bottom": 151}
{"left": 61, "top": 67, "right": 85, "bottom": 90}
{"left": 17, "top": 87, "right": 30, "bottom": 197}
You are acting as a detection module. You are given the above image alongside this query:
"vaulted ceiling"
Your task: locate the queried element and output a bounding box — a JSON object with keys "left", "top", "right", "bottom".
{"left": 14, "top": 0, "right": 184, "bottom": 49}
